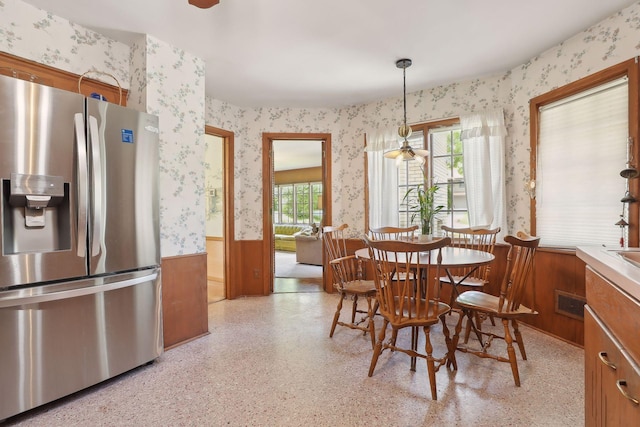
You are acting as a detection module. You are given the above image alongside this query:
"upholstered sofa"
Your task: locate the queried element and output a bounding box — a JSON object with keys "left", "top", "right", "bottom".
{"left": 295, "top": 234, "right": 323, "bottom": 265}
{"left": 274, "top": 224, "right": 306, "bottom": 252}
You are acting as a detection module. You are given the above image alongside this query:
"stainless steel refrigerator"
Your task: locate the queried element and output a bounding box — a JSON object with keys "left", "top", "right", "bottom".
{"left": 0, "top": 74, "right": 163, "bottom": 420}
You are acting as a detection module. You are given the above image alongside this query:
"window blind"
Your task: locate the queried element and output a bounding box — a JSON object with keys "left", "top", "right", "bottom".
{"left": 537, "top": 77, "right": 628, "bottom": 247}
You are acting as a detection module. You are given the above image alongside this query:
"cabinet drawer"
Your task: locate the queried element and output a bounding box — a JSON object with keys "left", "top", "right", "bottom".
{"left": 585, "top": 306, "right": 640, "bottom": 426}
{"left": 586, "top": 267, "right": 640, "bottom": 361}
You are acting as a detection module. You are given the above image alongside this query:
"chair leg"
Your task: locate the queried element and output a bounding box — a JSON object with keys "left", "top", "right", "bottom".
{"left": 366, "top": 296, "right": 376, "bottom": 350}
{"left": 511, "top": 319, "right": 527, "bottom": 360}
{"left": 463, "top": 311, "right": 483, "bottom": 344}
{"left": 390, "top": 328, "right": 398, "bottom": 351}
{"left": 351, "top": 295, "right": 359, "bottom": 323}
{"left": 502, "top": 318, "right": 521, "bottom": 387}
{"left": 463, "top": 317, "right": 472, "bottom": 344}
{"left": 440, "top": 314, "right": 456, "bottom": 371}
{"left": 448, "top": 310, "right": 466, "bottom": 370}
{"left": 330, "top": 293, "right": 344, "bottom": 338}
{"left": 369, "top": 319, "right": 389, "bottom": 377}
{"left": 410, "top": 326, "right": 419, "bottom": 371}
{"left": 423, "top": 326, "right": 438, "bottom": 400}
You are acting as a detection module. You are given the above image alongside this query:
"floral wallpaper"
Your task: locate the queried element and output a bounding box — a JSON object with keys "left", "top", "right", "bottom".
{"left": 135, "top": 35, "right": 206, "bottom": 256}
{"left": 3, "top": 0, "right": 640, "bottom": 247}
{"left": 0, "top": 0, "right": 130, "bottom": 89}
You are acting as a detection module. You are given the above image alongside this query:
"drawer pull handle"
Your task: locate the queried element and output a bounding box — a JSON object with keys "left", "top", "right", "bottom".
{"left": 598, "top": 352, "right": 617, "bottom": 370}
{"left": 616, "top": 380, "right": 640, "bottom": 405}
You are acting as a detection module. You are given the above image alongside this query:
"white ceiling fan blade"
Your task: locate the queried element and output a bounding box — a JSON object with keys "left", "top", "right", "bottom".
{"left": 384, "top": 149, "right": 402, "bottom": 159}
{"left": 413, "top": 148, "right": 429, "bottom": 157}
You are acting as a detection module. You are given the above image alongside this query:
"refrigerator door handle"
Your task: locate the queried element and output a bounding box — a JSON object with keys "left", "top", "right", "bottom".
{"left": 88, "top": 115, "right": 102, "bottom": 257}
{"left": 0, "top": 271, "right": 158, "bottom": 307}
{"left": 74, "top": 113, "right": 88, "bottom": 258}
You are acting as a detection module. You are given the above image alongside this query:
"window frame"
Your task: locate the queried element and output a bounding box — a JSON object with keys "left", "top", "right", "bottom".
{"left": 529, "top": 58, "right": 640, "bottom": 247}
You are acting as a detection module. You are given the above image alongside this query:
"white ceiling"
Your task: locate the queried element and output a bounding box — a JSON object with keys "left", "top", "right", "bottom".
{"left": 273, "top": 140, "right": 322, "bottom": 172}
{"left": 21, "top": 0, "right": 637, "bottom": 108}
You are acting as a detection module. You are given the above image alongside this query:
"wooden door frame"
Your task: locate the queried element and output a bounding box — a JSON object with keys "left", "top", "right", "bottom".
{"left": 205, "top": 125, "right": 236, "bottom": 299}
{"left": 262, "top": 133, "right": 332, "bottom": 294}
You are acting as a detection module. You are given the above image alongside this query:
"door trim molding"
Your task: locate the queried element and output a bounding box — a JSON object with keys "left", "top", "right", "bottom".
{"left": 205, "top": 125, "right": 235, "bottom": 299}
{"left": 262, "top": 133, "right": 332, "bottom": 294}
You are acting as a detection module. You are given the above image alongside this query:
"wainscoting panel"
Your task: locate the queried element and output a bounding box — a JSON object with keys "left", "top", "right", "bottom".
{"left": 161, "top": 253, "right": 209, "bottom": 349}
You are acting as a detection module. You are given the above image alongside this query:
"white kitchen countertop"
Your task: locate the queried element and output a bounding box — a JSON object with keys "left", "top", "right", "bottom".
{"left": 577, "top": 245, "right": 640, "bottom": 301}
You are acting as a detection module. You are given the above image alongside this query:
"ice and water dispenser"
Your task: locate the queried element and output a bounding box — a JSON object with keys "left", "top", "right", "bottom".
{"left": 2, "top": 172, "right": 70, "bottom": 254}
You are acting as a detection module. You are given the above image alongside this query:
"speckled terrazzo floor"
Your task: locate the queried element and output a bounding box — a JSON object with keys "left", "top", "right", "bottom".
{"left": 3, "top": 292, "right": 584, "bottom": 427}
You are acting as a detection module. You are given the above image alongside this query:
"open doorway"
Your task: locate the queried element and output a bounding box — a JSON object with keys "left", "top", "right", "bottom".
{"left": 204, "top": 125, "right": 234, "bottom": 302}
{"left": 262, "top": 133, "right": 332, "bottom": 294}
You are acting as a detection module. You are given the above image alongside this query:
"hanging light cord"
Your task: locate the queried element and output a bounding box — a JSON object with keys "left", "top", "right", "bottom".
{"left": 402, "top": 65, "right": 407, "bottom": 131}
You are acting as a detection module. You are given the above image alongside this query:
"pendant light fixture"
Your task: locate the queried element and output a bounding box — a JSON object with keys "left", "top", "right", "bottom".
{"left": 188, "top": 0, "right": 220, "bottom": 8}
{"left": 384, "top": 58, "right": 429, "bottom": 166}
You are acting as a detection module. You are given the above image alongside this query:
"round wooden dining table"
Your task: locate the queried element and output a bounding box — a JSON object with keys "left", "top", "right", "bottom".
{"left": 354, "top": 246, "right": 494, "bottom": 270}
{"left": 355, "top": 244, "right": 495, "bottom": 366}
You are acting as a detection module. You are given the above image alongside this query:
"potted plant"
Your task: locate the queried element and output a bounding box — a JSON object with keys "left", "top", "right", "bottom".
{"left": 403, "top": 184, "right": 444, "bottom": 240}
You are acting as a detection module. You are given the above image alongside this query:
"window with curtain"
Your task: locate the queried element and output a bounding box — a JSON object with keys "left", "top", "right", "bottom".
{"left": 534, "top": 77, "right": 629, "bottom": 247}
{"left": 367, "top": 116, "right": 506, "bottom": 236}
{"left": 397, "top": 122, "right": 469, "bottom": 234}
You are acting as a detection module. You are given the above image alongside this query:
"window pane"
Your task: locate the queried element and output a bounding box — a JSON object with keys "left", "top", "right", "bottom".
{"left": 273, "top": 187, "right": 280, "bottom": 224}
{"left": 311, "top": 183, "right": 323, "bottom": 224}
{"left": 429, "top": 125, "right": 465, "bottom": 232}
{"left": 432, "top": 157, "right": 451, "bottom": 184}
{"left": 280, "top": 185, "right": 294, "bottom": 223}
{"left": 295, "top": 184, "right": 310, "bottom": 224}
{"left": 431, "top": 132, "right": 449, "bottom": 156}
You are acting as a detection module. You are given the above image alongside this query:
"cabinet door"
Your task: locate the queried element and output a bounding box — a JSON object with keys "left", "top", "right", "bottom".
{"left": 584, "top": 306, "right": 601, "bottom": 426}
{"left": 585, "top": 306, "right": 640, "bottom": 426}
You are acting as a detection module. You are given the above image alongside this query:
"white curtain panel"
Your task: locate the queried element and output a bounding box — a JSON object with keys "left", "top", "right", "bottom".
{"left": 365, "top": 129, "right": 400, "bottom": 229}
{"left": 460, "top": 108, "right": 508, "bottom": 239}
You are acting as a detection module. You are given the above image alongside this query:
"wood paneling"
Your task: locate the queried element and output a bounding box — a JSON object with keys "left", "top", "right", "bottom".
{"left": 521, "top": 248, "right": 586, "bottom": 345}
{"left": 161, "top": 253, "right": 209, "bottom": 349}
{"left": 231, "top": 240, "right": 268, "bottom": 297}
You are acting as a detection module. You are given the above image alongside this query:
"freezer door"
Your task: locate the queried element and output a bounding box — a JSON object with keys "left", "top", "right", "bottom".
{"left": 0, "top": 75, "right": 88, "bottom": 288}
{"left": 0, "top": 269, "right": 163, "bottom": 420}
{"left": 87, "top": 99, "right": 160, "bottom": 275}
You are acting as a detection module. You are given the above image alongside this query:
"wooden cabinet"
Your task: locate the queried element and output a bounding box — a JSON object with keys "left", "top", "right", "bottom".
{"left": 585, "top": 267, "right": 640, "bottom": 426}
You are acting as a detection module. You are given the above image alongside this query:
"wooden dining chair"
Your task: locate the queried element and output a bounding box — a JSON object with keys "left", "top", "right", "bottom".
{"left": 369, "top": 225, "right": 419, "bottom": 282}
{"left": 438, "top": 226, "right": 501, "bottom": 339}
{"left": 369, "top": 225, "right": 418, "bottom": 240}
{"left": 323, "top": 224, "right": 377, "bottom": 349}
{"left": 363, "top": 234, "right": 453, "bottom": 400}
{"left": 450, "top": 231, "right": 540, "bottom": 387}
{"left": 439, "top": 225, "right": 500, "bottom": 301}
